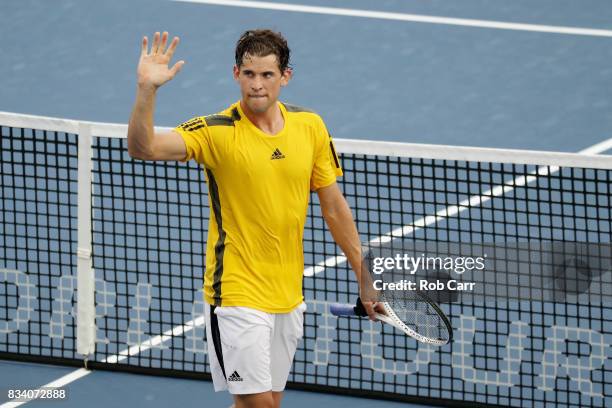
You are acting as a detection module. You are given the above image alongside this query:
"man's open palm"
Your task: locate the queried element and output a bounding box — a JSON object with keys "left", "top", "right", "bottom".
{"left": 138, "top": 31, "right": 184, "bottom": 89}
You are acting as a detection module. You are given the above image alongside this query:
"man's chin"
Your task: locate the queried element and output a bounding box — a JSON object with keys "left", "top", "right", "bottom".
{"left": 246, "top": 98, "right": 273, "bottom": 114}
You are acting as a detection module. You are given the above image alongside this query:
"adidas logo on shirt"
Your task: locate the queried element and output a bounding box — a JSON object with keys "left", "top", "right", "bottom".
{"left": 271, "top": 148, "right": 285, "bottom": 160}
{"left": 228, "top": 371, "right": 243, "bottom": 382}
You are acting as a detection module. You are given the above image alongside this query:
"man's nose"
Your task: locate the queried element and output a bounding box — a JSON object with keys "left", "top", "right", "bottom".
{"left": 251, "top": 77, "right": 263, "bottom": 91}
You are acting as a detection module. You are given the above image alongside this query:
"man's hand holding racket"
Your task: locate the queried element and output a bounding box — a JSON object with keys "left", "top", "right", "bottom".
{"left": 360, "top": 299, "right": 384, "bottom": 320}
{"left": 333, "top": 251, "right": 453, "bottom": 346}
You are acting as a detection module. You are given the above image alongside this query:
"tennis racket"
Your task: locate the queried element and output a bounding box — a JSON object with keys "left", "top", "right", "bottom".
{"left": 330, "top": 291, "right": 453, "bottom": 346}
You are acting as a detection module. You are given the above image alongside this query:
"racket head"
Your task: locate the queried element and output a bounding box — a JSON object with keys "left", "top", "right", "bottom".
{"left": 379, "top": 290, "right": 453, "bottom": 346}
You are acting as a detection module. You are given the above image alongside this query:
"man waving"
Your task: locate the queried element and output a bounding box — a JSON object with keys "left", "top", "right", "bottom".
{"left": 127, "top": 30, "right": 375, "bottom": 408}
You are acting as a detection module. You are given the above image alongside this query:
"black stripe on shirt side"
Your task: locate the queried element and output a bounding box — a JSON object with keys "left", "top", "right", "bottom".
{"left": 328, "top": 135, "right": 340, "bottom": 169}
{"left": 209, "top": 305, "right": 227, "bottom": 379}
{"left": 206, "top": 169, "right": 226, "bottom": 306}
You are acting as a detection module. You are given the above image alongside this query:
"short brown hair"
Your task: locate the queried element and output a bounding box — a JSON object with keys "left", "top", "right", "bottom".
{"left": 235, "top": 29, "right": 291, "bottom": 72}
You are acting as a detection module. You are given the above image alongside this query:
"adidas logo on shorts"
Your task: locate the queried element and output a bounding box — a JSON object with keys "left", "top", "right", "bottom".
{"left": 228, "top": 371, "right": 243, "bottom": 382}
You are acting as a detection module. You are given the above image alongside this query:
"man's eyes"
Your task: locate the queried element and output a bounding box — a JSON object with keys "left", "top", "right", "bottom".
{"left": 244, "top": 72, "right": 275, "bottom": 79}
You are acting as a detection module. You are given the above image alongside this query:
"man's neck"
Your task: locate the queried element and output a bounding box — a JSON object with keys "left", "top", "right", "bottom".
{"left": 240, "top": 100, "right": 284, "bottom": 136}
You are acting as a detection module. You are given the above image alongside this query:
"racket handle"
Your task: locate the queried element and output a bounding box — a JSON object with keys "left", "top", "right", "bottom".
{"left": 330, "top": 303, "right": 356, "bottom": 316}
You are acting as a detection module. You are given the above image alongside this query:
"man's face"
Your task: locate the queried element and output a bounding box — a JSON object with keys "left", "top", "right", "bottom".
{"left": 233, "top": 53, "right": 291, "bottom": 115}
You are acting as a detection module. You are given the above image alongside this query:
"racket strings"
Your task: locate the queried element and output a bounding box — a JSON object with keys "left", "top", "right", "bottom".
{"left": 383, "top": 291, "right": 451, "bottom": 342}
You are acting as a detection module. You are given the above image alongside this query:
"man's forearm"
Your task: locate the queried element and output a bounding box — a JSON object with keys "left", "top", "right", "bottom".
{"left": 319, "top": 185, "right": 378, "bottom": 316}
{"left": 127, "top": 85, "right": 157, "bottom": 159}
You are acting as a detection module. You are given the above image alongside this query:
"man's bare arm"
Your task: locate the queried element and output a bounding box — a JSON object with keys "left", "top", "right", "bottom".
{"left": 128, "top": 31, "right": 186, "bottom": 161}
{"left": 317, "top": 182, "right": 377, "bottom": 319}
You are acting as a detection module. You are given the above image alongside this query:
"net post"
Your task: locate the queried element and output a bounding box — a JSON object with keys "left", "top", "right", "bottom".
{"left": 76, "top": 121, "right": 95, "bottom": 362}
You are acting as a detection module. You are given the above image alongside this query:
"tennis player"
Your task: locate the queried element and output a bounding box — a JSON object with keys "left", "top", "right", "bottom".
{"left": 127, "top": 29, "right": 376, "bottom": 408}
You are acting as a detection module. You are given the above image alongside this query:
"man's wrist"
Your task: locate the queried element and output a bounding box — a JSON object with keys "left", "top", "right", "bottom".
{"left": 136, "top": 82, "right": 159, "bottom": 94}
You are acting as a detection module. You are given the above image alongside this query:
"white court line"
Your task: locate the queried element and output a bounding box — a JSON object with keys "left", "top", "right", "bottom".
{"left": 0, "top": 370, "right": 90, "bottom": 408}
{"left": 3, "top": 138, "right": 610, "bottom": 406}
{"left": 102, "top": 316, "right": 205, "bottom": 364}
{"left": 172, "top": 0, "right": 612, "bottom": 37}
{"left": 577, "top": 137, "right": 612, "bottom": 154}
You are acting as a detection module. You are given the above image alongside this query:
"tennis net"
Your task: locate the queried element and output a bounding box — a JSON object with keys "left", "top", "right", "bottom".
{"left": 1, "top": 112, "right": 611, "bottom": 408}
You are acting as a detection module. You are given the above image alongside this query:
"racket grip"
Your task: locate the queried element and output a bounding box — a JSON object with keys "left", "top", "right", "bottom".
{"left": 330, "top": 303, "right": 356, "bottom": 316}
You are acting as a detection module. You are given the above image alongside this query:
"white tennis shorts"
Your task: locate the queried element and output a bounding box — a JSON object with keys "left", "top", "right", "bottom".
{"left": 205, "top": 302, "right": 306, "bottom": 394}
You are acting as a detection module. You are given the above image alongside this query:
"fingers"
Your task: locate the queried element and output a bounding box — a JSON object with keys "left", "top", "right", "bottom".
{"left": 151, "top": 31, "right": 161, "bottom": 54}
{"left": 141, "top": 36, "right": 148, "bottom": 57}
{"left": 159, "top": 31, "right": 168, "bottom": 54}
{"left": 170, "top": 60, "right": 185, "bottom": 77}
{"left": 165, "top": 36, "right": 180, "bottom": 59}
{"left": 143, "top": 31, "right": 178, "bottom": 57}
{"left": 363, "top": 301, "right": 378, "bottom": 321}
{"left": 374, "top": 302, "right": 386, "bottom": 315}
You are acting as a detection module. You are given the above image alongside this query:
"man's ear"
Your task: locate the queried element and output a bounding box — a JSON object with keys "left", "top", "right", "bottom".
{"left": 233, "top": 65, "right": 240, "bottom": 82}
{"left": 281, "top": 67, "right": 293, "bottom": 87}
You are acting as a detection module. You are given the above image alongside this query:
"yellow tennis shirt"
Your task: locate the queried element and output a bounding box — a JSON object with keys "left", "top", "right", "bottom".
{"left": 174, "top": 101, "right": 342, "bottom": 312}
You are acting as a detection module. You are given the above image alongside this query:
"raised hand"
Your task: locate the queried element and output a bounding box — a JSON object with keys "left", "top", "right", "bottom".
{"left": 137, "top": 31, "right": 185, "bottom": 89}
